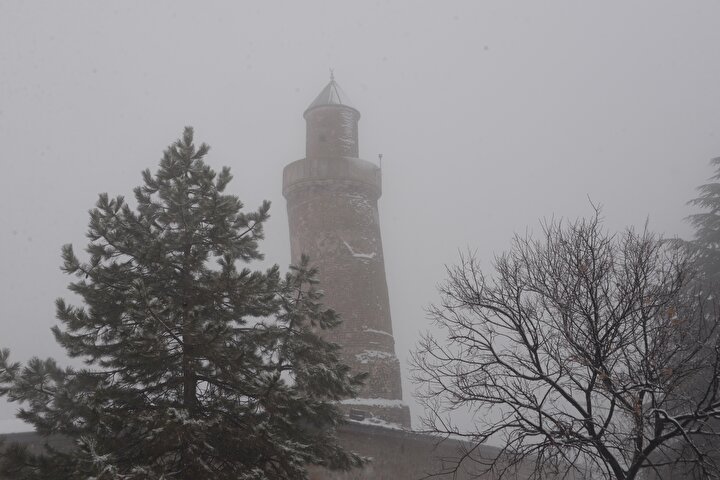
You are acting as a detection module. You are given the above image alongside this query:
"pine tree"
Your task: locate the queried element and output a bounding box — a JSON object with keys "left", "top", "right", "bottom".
{"left": 660, "top": 156, "right": 720, "bottom": 479}
{"left": 0, "top": 128, "right": 364, "bottom": 479}
{"left": 686, "top": 156, "right": 720, "bottom": 285}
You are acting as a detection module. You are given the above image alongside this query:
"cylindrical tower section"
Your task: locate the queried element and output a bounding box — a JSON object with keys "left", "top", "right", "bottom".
{"left": 283, "top": 80, "right": 410, "bottom": 427}
{"left": 283, "top": 158, "right": 402, "bottom": 398}
{"left": 305, "top": 105, "right": 360, "bottom": 159}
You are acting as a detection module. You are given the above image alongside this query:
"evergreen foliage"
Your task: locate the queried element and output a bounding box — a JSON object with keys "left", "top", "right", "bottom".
{"left": 670, "top": 156, "right": 720, "bottom": 479}
{"left": 686, "top": 156, "right": 720, "bottom": 284}
{"left": 0, "top": 128, "right": 364, "bottom": 479}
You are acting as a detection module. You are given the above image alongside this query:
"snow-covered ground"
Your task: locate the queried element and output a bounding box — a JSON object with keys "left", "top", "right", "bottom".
{"left": 0, "top": 418, "right": 33, "bottom": 434}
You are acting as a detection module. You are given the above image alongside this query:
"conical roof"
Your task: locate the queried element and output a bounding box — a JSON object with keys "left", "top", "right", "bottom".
{"left": 305, "top": 75, "right": 355, "bottom": 113}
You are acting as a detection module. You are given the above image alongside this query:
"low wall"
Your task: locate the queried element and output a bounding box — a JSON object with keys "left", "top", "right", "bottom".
{"left": 309, "top": 422, "right": 534, "bottom": 480}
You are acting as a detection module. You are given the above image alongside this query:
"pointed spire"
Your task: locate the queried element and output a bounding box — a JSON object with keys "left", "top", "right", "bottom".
{"left": 305, "top": 73, "right": 355, "bottom": 113}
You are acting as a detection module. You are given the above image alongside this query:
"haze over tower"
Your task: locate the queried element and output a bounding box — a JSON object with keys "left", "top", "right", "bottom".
{"left": 282, "top": 77, "right": 411, "bottom": 427}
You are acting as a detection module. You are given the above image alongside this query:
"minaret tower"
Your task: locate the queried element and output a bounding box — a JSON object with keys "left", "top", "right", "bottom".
{"left": 283, "top": 76, "right": 410, "bottom": 427}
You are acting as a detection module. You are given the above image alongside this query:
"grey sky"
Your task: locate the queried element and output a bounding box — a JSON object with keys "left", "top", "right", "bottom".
{"left": 1, "top": 1, "right": 719, "bottom": 430}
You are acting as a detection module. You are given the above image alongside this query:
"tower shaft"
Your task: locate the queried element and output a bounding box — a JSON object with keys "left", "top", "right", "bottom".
{"left": 283, "top": 80, "right": 410, "bottom": 427}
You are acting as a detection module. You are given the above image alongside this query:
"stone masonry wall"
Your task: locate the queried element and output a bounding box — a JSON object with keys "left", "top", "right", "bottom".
{"left": 286, "top": 98, "right": 410, "bottom": 427}
{"left": 283, "top": 175, "right": 405, "bottom": 404}
{"left": 305, "top": 105, "right": 360, "bottom": 159}
{"left": 308, "top": 423, "right": 539, "bottom": 480}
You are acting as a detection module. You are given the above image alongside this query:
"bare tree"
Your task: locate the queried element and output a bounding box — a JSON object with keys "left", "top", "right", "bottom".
{"left": 412, "top": 212, "right": 720, "bottom": 480}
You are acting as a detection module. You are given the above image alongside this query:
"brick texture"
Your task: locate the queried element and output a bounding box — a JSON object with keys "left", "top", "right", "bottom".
{"left": 284, "top": 100, "right": 410, "bottom": 427}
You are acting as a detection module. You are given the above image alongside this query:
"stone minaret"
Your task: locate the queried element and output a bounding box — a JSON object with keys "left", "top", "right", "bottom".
{"left": 283, "top": 77, "right": 410, "bottom": 428}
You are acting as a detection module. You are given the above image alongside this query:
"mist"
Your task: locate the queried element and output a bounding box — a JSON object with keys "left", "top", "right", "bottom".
{"left": 1, "top": 1, "right": 718, "bottom": 433}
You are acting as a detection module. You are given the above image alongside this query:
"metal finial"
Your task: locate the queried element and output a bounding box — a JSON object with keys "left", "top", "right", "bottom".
{"left": 330, "top": 68, "right": 335, "bottom": 82}
{"left": 378, "top": 153, "right": 383, "bottom": 169}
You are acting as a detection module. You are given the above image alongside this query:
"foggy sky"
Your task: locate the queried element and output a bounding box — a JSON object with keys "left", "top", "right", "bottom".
{"left": 1, "top": 1, "right": 719, "bottom": 431}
